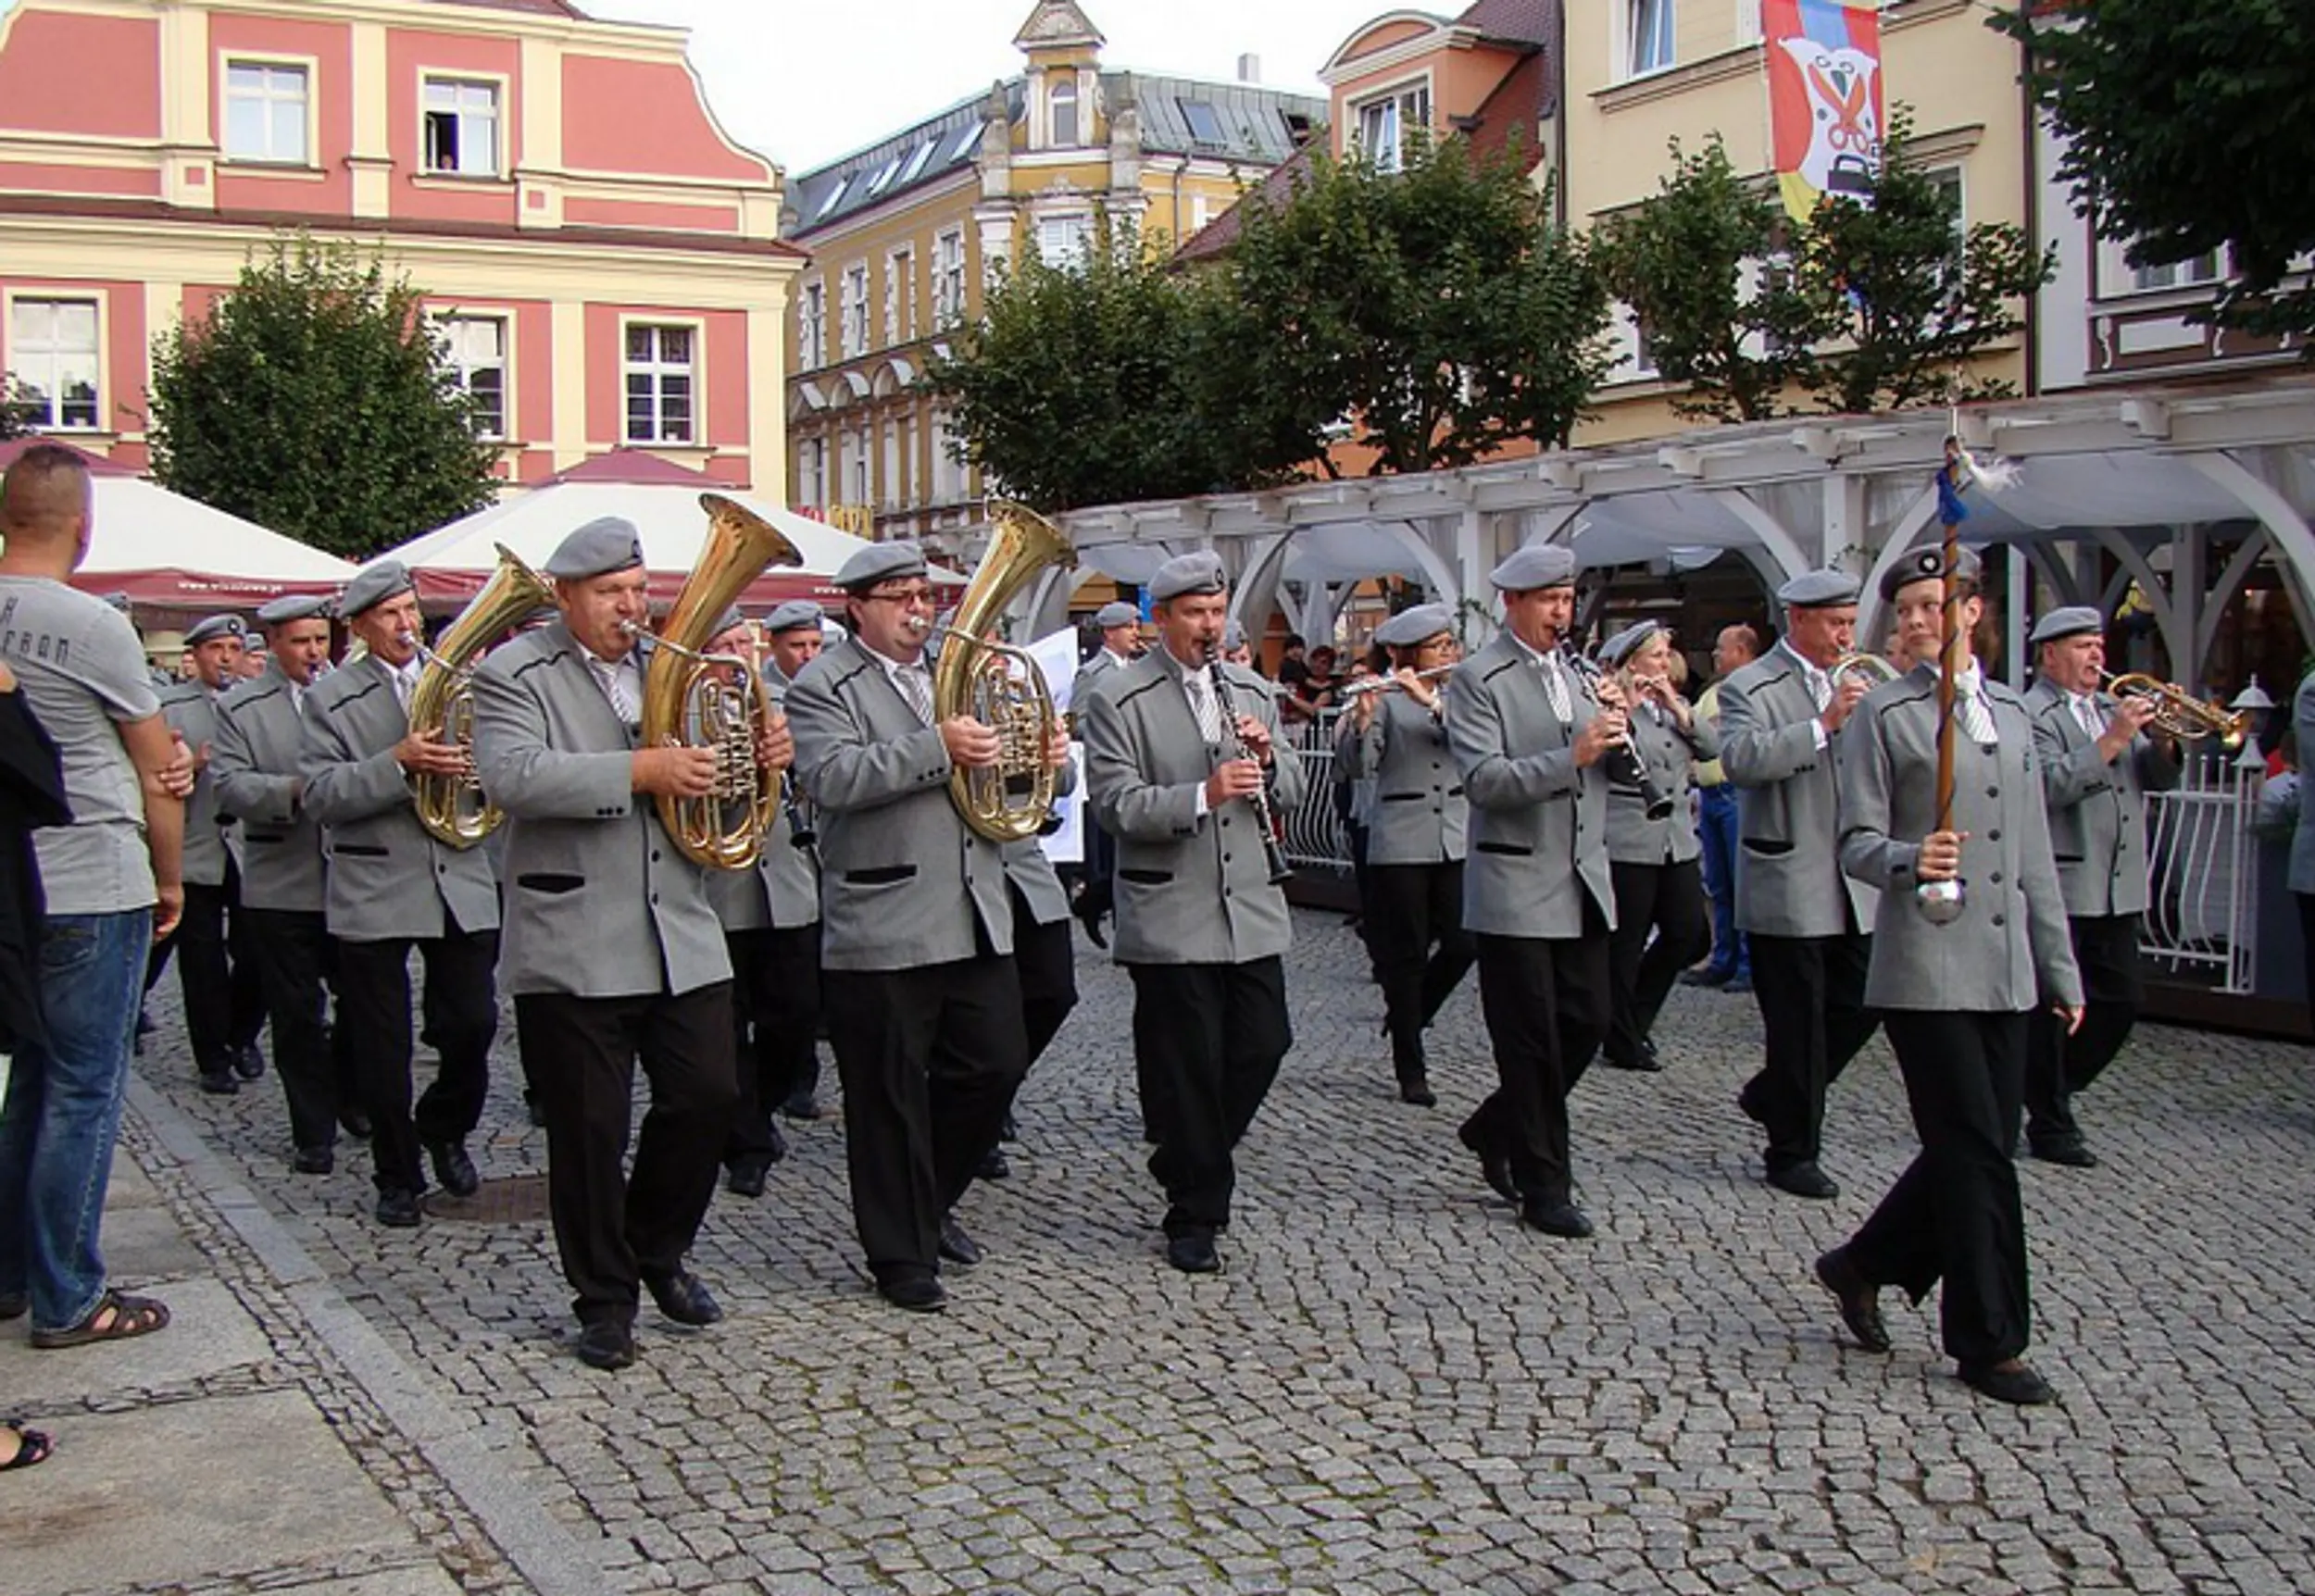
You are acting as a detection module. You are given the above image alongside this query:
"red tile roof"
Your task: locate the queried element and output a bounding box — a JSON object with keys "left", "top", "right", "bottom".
{"left": 1455, "top": 0, "right": 1557, "bottom": 48}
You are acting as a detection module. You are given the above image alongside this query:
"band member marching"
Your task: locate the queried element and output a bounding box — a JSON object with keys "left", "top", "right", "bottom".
{"left": 1445, "top": 546, "right": 1620, "bottom": 1239}
{"left": 1718, "top": 570, "right": 1883, "bottom": 1199}
{"left": 1069, "top": 599, "right": 1143, "bottom": 947}
{"left": 2021, "top": 605, "right": 2178, "bottom": 1167}
{"left": 470, "top": 517, "right": 783, "bottom": 1371}
{"left": 783, "top": 542, "right": 1030, "bottom": 1312}
{"left": 1817, "top": 544, "right": 2084, "bottom": 1406}
{"left": 157, "top": 614, "right": 267, "bottom": 1094}
{"left": 1082, "top": 552, "right": 1306, "bottom": 1274}
{"left": 1335, "top": 603, "right": 1471, "bottom": 1107}
{"left": 700, "top": 600, "right": 825, "bottom": 1200}
{"left": 300, "top": 561, "right": 503, "bottom": 1228}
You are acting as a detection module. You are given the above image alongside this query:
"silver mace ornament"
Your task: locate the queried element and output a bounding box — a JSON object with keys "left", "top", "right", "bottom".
{"left": 1916, "top": 877, "right": 1967, "bottom": 925}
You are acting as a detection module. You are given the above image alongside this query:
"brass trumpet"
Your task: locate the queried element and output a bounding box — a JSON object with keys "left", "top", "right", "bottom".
{"left": 2101, "top": 670, "right": 2247, "bottom": 748}
{"left": 1830, "top": 652, "right": 1903, "bottom": 690}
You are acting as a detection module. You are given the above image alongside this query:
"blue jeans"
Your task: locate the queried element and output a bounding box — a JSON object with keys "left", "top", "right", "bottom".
{"left": 1696, "top": 786, "right": 1749, "bottom": 980}
{"left": 0, "top": 908, "right": 153, "bottom": 1332}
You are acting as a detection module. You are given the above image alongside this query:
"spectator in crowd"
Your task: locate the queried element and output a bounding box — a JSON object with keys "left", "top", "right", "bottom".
{"left": 1686, "top": 624, "right": 1760, "bottom": 991}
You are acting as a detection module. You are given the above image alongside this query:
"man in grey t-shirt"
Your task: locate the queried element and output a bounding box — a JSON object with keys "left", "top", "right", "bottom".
{"left": 0, "top": 443, "right": 185, "bottom": 1348}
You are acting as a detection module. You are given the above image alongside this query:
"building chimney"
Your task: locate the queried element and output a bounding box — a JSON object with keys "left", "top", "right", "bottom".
{"left": 1237, "top": 54, "right": 1261, "bottom": 85}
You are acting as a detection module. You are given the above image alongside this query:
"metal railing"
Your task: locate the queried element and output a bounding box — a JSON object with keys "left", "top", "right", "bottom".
{"left": 2143, "top": 749, "right": 2265, "bottom": 992}
{"left": 1281, "top": 709, "right": 1355, "bottom": 877}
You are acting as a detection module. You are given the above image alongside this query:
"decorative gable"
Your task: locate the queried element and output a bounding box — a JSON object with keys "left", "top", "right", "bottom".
{"left": 1012, "top": 1, "right": 1105, "bottom": 53}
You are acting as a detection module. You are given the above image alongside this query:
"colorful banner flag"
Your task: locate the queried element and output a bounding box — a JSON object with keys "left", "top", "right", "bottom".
{"left": 1764, "top": 0, "right": 1885, "bottom": 223}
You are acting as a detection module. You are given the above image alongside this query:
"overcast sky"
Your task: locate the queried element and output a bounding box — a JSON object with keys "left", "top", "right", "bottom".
{"left": 590, "top": 1, "right": 1383, "bottom": 171}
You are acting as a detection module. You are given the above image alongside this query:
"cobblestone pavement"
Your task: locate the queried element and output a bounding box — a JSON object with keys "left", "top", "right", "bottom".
{"left": 133, "top": 908, "right": 2315, "bottom": 1595}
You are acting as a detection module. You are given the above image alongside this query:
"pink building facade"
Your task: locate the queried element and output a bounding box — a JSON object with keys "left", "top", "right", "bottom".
{"left": 0, "top": 0, "right": 798, "bottom": 492}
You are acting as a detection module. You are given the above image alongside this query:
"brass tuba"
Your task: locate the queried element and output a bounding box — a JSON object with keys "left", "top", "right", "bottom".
{"left": 408, "top": 543, "right": 556, "bottom": 848}
{"left": 636, "top": 493, "right": 806, "bottom": 870}
{"left": 930, "top": 501, "right": 1076, "bottom": 843}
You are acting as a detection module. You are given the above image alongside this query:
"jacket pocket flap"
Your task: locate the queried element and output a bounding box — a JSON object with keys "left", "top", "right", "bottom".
{"left": 1381, "top": 792, "right": 1424, "bottom": 803}
{"left": 845, "top": 865, "right": 918, "bottom": 886}
{"left": 1120, "top": 867, "right": 1174, "bottom": 885}
{"left": 516, "top": 872, "right": 584, "bottom": 894}
{"left": 1742, "top": 837, "right": 1793, "bottom": 856}
{"left": 332, "top": 843, "right": 390, "bottom": 858}
{"left": 1475, "top": 841, "right": 1533, "bottom": 857}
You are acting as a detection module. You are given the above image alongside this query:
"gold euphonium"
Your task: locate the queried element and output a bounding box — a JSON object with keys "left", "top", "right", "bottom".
{"left": 636, "top": 493, "right": 806, "bottom": 870}
{"left": 930, "top": 501, "right": 1076, "bottom": 843}
{"left": 407, "top": 542, "right": 556, "bottom": 848}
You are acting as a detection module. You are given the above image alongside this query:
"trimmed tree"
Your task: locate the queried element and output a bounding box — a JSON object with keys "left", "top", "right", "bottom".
{"left": 147, "top": 235, "right": 499, "bottom": 557}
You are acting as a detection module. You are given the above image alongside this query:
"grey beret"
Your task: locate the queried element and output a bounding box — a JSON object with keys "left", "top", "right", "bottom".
{"left": 338, "top": 559, "right": 415, "bottom": 618}
{"left": 707, "top": 605, "right": 747, "bottom": 641}
{"left": 1222, "top": 619, "right": 1248, "bottom": 650}
{"left": 256, "top": 593, "right": 332, "bottom": 628}
{"left": 1149, "top": 551, "right": 1227, "bottom": 603}
{"left": 1094, "top": 600, "right": 1140, "bottom": 630}
{"left": 833, "top": 540, "right": 928, "bottom": 591}
{"left": 183, "top": 614, "right": 247, "bottom": 647}
{"left": 1777, "top": 569, "right": 1861, "bottom": 609}
{"left": 544, "top": 517, "right": 646, "bottom": 581}
{"left": 1879, "top": 544, "right": 1983, "bottom": 605}
{"left": 765, "top": 599, "right": 825, "bottom": 634}
{"left": 1490, "top": 543, "right": 1575, "bottom": 592}
{"left": 1374, "top": 603, "right": 1455, "bottom": 650}
{"left": 2030, "top": 605, "right": 2103, "bottom": 646}
{"left": 1599, "top": 619, "right": 1665, "bottom": 668}
{"left": 99, "top": 591, "right": 132, "bottom": 615}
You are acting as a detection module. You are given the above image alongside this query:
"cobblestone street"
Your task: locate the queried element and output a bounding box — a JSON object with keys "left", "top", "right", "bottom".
{"left": 114, "top": 908, "right": 2315, "bottom": 1593}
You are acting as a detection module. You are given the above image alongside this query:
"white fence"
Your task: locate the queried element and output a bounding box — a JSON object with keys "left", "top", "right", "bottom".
{"left": 2143, "top": 750, "right": 2265, "bottom": 993}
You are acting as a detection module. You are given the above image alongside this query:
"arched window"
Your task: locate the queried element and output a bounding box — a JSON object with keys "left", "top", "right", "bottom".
{"left": 1050, "top": 79, "right": 1079, "bottom": 147}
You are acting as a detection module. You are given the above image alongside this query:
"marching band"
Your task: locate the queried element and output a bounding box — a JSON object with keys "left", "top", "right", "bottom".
{"left": 85, "top": 476, "right": 2234, "bottom": 1410}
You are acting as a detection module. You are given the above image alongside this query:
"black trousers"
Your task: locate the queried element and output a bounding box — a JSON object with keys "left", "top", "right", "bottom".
{"left": 1128, "top": 956, "right": 1291, "bottom": 1237}
{"left": 1605, "top": 857, "right": 1710, "bottom": 1068}
{"left": 516, "top": 985, "right": 736, "bottom": 1328}
{"left": 335, "top": 918, "right": 499, "bottom": 1196}
{"left": 1013, "top": 889, "right": 1079, "bottom": 1068}
{"left": 1366, "top": 860, "right": 1475, "bottom": 1081}
{"left": 1746, "top": 929, "right": 1878, "bottom": 1170}
{"left": 823, "top": 953, "right": 1026, "bottom": 1279}
{"left": 1077, "top": 817, "right": 1116, "bottom": 920}
{"left": 2025, "top": 912, "right": 2142, "bottom": 1151}
{"left": 1463, "top": 905, "right": 1610, "bottom": 1205}
{"left": 241, "top": 907, "right": 357, "bottom": 1155}
{"left": 1846, "top": 1008, "right": 2032, "bottom": 1369}
{"left": 723, "top": 923, "right": 824, "bottom": 1168}
{"left": 176, "top": 863, "right": 266, "bottom": 1074}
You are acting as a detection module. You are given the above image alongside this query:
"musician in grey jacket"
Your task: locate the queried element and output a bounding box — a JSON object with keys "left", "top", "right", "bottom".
{"left": 1336, "top": 603, "right": 1470, "bottom": 1106}
{"left": 470, "top": 517, "right": 780, "bottom": 1372}
{"left": 1718, "top": 569, "right": 1882, "bottom": 1200}
{"left": 1068, "top": 598, "right": 1142, "bottom": 946}
{"left": 213, "top": 594, "right": 359, "bottom": 1173}
{"left": 705, "top": 600, "right": 824, "bottom": 1200}
{"left": 1082, "top": 551, "right": 1306, "bottom": 1275}
{"left": 1817, "top": 547, "right": 2084, "bottom": 1407}
{"left": 1445, "top": 544, "right": 1622, "bottom": 1240}
{"left": 157, "top": 614, "right": 265, "bottom": 1094}
{"left": 301, "top": 561, "right": 503, "bottom": 1228}
{"left": 785, "top": 542, "right": 1033, "bottom": 1312}
{"left": 2020, "top": 605, "right": 2180, "bottom": 1167}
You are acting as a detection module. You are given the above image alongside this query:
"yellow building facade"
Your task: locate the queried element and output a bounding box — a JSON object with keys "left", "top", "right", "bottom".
{"left": 782, "top": 0, "right": 1320, "bottom": 553}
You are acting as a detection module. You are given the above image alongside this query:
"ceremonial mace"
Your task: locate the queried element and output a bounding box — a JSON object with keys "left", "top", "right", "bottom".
{"left": 1919, "top": 434, "right": 1973, "bottom": 926}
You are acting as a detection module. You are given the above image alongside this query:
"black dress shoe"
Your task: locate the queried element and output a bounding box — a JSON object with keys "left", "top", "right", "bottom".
{"left": 1073, "top": 902, "right": 1108, "bottom": 949}
{"left": 1637, "top": 1038, "right": 1664, "bottom": 1072}
{"left": 877, "top": 1272, "right": 946, "bottom": 1312}
{"left": 1959, "top": 1359, "right": 2058, "bottom": 1406}
{"left": 1476, "top": 1151, "right": 1518, "bottom": 1203}
{"left": 232, "top": 1042, "right": 266, "bottom": 1081}
{"left": 1398, "top": 1076, "right": 1437, "bottom": 1108}
{"left": 1767, "top": 1161, "right": 1840, "bottom": 1200}
{"left": 1736, "top": 1079, "right": 1769, "bottom": 1127}
{"left": 340, "top": 1110, "right": 373, "bottom": 1141}
{"left": 644, "top": 1269, "right": 723, "bottom": 1328}
{"left": 780, "top": 1092, "right": 823, "bottom": 1122}
{"left": 293, "top": 1146, "right": 334, "bottom": 1177}
{"left": 765, "top": 1120, "right": 790, "bottom": 1163}
{"left": 972, "top": 1146, "right": 1010, "bottom": 1180}
{"left": 938, "top": 1216, "right": 982, "bottom": 1268}
{"left": 374, "top": 1188, "right": 422, "bottom": 1228}
{"left": 1813, "top": 1247, "right": 1892, "bottom": 1353}
{"left": 197, "top": 1070, "right": 239, "bottom": 1096}
{"left": 575, "top": 1320, "right": 637, "bottom": 1371}
{"left": 1682, "top": 966, "right": 1733, "bottom": 988}
{"left": 725, "top": 1160, "right": 769, "bottom": 1199}
{"left": 2032, "top": 1141, "right": 2099, "bottom": 1169}
{"left": 426, "top": 1140, "right": 480, "bottom": 1198}
{"left": 525, "top": 1094, "right": 547, "bottom": 1128}
{"left": 1520, "top": 1197, "right": 1595, "bottom": 1239}
{"left": 1165, "top": 1231, "right": 1220, "bottom": 1274}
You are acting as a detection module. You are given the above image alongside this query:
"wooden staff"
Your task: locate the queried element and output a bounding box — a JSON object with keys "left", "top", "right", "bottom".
{"left": 1920, "top": 435, "right": 1970, "bottom": 925}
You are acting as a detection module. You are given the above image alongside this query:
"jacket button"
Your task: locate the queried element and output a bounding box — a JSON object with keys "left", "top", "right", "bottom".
{"left": 1222, "top": 887, "right": 1232, "bottom": 897}
{"left": 1991, "top": 914, "right": 2005, "bottom": 927}
{"left": 1222, "top": 853, "right": 1232, "bottom": 863}
{"left": 1989, "top": 829, "right": 2001, "bottom": 842}
{"left": 1986, "top": 787, "right": 1999, "bottom": 799}
{"left": 651, "top": 851, "right": 661, "bottom": 863}
{"left": 1991, "top": 871, "right": 2003, "bottom": 884}
{"left": 649, "top": 892, "right": 658, "bottom": 904}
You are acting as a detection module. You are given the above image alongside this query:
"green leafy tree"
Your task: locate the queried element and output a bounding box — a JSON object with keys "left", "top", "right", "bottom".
{"left": 1796, "top": 117, "right": 2055, "bottom": 414}
{"left": 0, "top": 377, "right": 39, "bottom": 441}
{"left": 1992, "top": 0, "right": 2315, "bottom": 342}
{"left": 1591, "top": 135, "right": 1826, "bottom": 422}
{"left": 1226, "top": 133, "right": 1610, "bottom": 474}
{"left": 147, "top": 235, "right": 499, "bottom": 557}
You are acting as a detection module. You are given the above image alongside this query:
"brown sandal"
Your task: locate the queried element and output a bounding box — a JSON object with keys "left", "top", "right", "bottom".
{"left": 30, "top": 1289, "right": 170, "bottom": 1350}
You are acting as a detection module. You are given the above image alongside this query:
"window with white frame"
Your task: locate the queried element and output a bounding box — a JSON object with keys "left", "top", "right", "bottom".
{"left": 881, "top": 421, "right": 902, "bottom": 508}
{"left": 885, "top": 248, "right": 914, "bottom": 345}
{"left": 797, "top": 280, "right": 826, "bottom": 369}
{"left": 2129, "top": 250, "right": 2224, "bottom": 293}
{"left": 423, "top": 78, "right": 500, "bottom": 177}
{"left": 8, "top": 298, "right": 101, "bottom": 430}
{"left": 932, "top": 408, "right": 963, "bottom": 503}
{"left": 1049, "top": 78, "right": 1080, "bottom": 147}
{"left": 623, "top": 323, "right": 694, "bottom": 444}
{"left": 1354, "top": 82, "right": 1431, "bottom": 173}
{"left": 1736, "top": 0, "right": 1763, "bottom": 44}
{"left": 1034, "top": 213, "right": 1091, "bottom": 270}
{"left": 839, "top": 264, "right": 870, "bottom": 357}
{"left": 436, "top": 314, "right": 507, "bottom": 439}
{"left": 795, "top": 436, "right": 825, "bottom": 510}
{"left": 1628, "top": 0, "right": 1676, "bottom": 77}
{"left": 933, "top": 229, "right": 967, "bottom": 330}
{"left": 224, "top": 60, "right": 309, "bottom": 163}
{"left": 849, "top": 430, "right": 871, "bottom": 505}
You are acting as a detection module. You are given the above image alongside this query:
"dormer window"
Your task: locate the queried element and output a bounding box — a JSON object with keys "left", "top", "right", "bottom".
{"left": 1050, "top": 79, "right": 1079, "bottom": 147}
